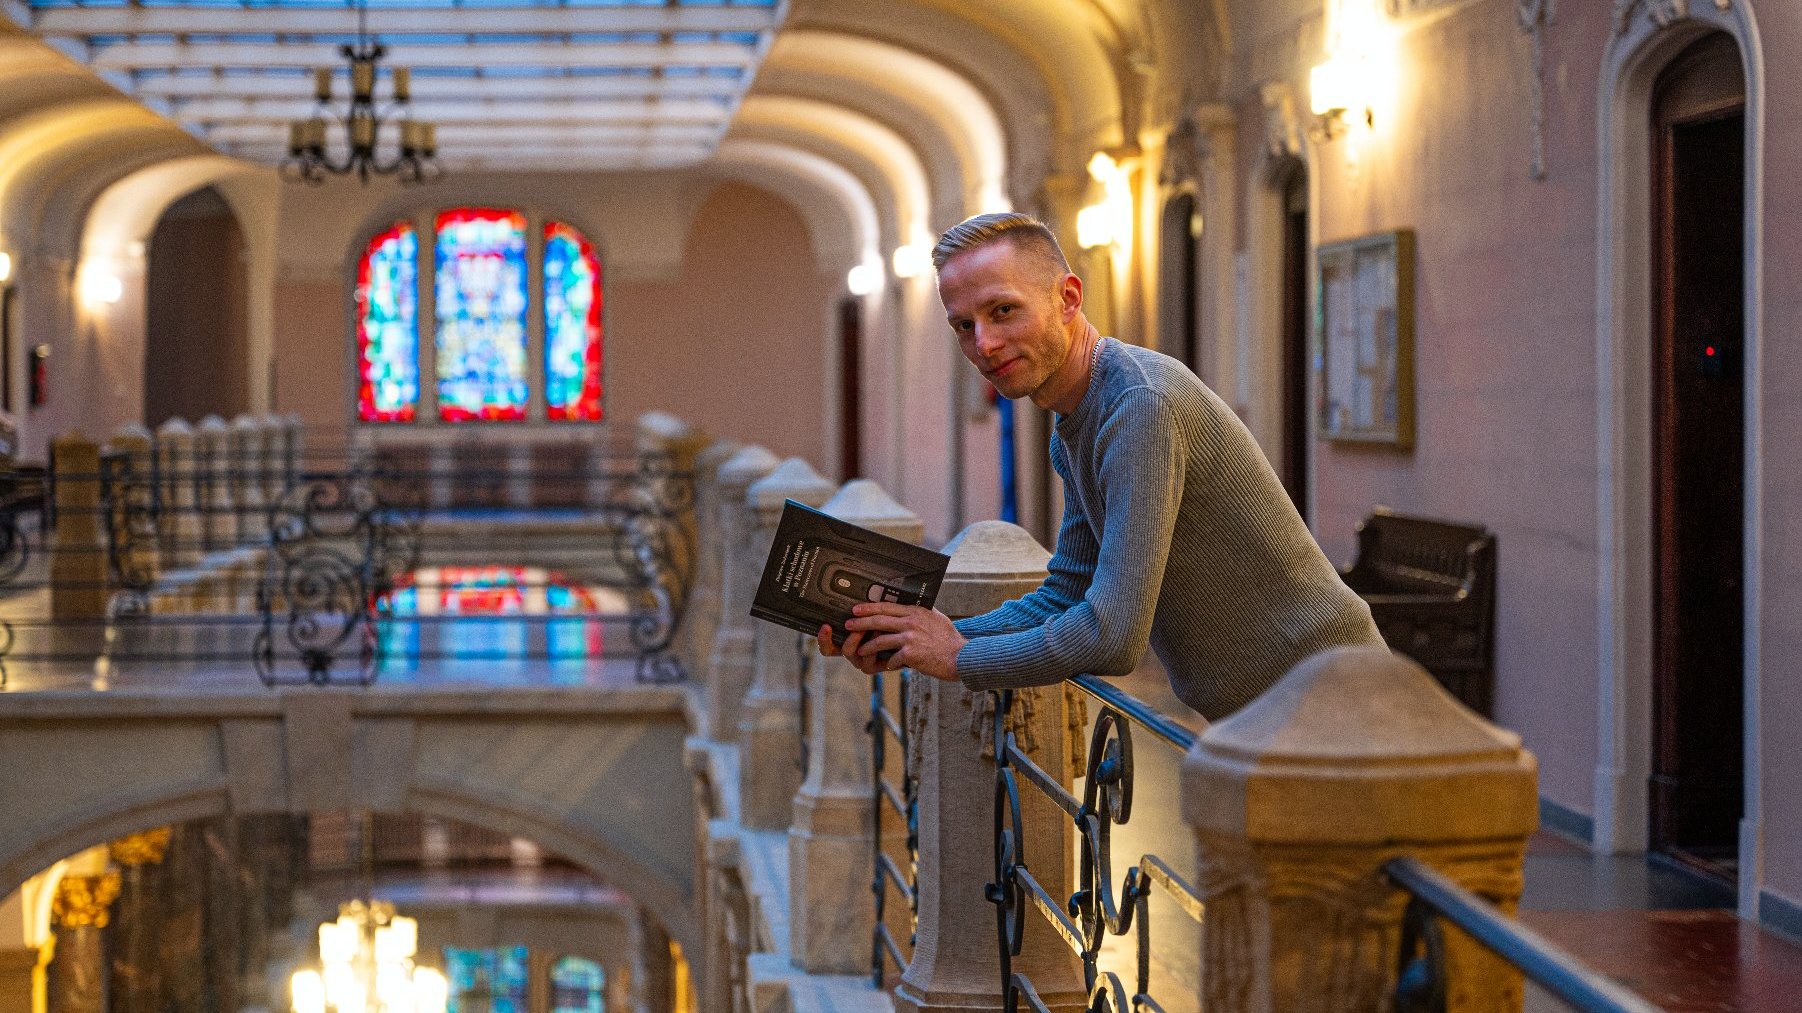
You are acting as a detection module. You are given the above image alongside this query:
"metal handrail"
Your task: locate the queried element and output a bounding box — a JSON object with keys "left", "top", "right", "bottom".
{"left": 1385, "top": 856, "right": 1666, "bottom": 1012}
{"left": 1069, "top": 674, "right": 1196, "bottom": 751}
{"left": 869, "top": 666, "right": 919, "bottom": 986}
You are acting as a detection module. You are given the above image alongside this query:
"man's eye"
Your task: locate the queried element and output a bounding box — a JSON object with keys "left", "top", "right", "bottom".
{"left": 995, "top": 305, "right": 1012, "bottom": 317}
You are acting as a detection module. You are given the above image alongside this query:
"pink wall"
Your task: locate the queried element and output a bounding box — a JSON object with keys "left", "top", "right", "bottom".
{"left": 269, "top": 180, "right": 834, "bottom": 466}
{"left": 1307, "top": 1, "right": 1608, "bottom": 814}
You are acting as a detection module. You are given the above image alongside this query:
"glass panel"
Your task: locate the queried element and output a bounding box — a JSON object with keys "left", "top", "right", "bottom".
{"left": 550, "top": 955, "right": 606, "bottom": 1013}
{"left": 356, "top": 221, "right": 419, "bottom": 422}
{"left": 435, "top": 208, "right": 529, "bottom": 422}
{"left": 542, "top": 221, "right": 604, "bottom": 421}
{"left": 446, "top": 946, "right": 530, "bottom": 1013}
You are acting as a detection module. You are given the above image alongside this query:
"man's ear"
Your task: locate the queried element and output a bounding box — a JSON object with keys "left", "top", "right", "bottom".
{"left": 1059, "top": 272, "right": 1084, "bottom": 322}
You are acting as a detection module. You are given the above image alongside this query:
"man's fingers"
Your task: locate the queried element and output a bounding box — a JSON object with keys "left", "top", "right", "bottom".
{"left": 817, "top": 625, "right": 840, "bottom": 656}
{"left": 845, "top": 613, "right": 912, "bottom": 634}
{"left": 859, "top": 632, "right": 907, "bottom": 656}
{"left": 851, "top": 602, "right": 925, "bottom": 619}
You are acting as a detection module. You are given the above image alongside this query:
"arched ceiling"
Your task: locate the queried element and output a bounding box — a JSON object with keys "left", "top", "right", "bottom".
{"left": 711, "top": 139, "right": 879, "bottom": 273}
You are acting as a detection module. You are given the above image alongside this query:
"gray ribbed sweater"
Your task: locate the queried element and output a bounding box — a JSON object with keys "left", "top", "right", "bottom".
{"left": 953, "top": 338, "right": 1384, "bottom": 719}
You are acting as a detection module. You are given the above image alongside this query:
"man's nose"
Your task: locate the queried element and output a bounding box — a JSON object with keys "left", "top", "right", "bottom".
{"left": 972, "top": 325, "right": 1006, "bottom": 358}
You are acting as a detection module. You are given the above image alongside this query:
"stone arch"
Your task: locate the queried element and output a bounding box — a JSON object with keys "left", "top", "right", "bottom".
{"left": 1592, "top": 2, "right": 1766, "bottom": 920}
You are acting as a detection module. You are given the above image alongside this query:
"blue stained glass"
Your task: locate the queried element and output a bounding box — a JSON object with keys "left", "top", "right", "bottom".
{"left": 435, "top": 208, "right": 529, "bottom": 422}
{"left": 543, "top": 221, "right": 603, "bottom": 421}
{"left": 446, "top": 946, "right": 529, "bottom": 1013}
{"left": 356, "top": 222, "right": 419, "bottom": 422}
{"left": 550, "top": 956, "right": 606, "bottom": 1013}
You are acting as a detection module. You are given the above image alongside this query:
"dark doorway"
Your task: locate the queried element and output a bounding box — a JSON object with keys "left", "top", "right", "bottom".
{"left": 837, "top": 297, "right": 862, "bottom": 480}
{"left": 1649, "top": 32, "right": 1745, "bottom": 882}
{"left": 1159, "top": 192, "right": 1203, "bottom": 374}
{"left": 1278, "top": 165, "right": 1310, "bottom": 519}
{"left": 144, "top": 186, "right": 250, "bottom": 427}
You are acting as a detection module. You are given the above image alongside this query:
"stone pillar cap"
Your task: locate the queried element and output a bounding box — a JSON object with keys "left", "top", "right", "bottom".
{"left": 718, "top": 445, "right": 781, "bottom": 486}
{"left": 1183, "top": 646, "right": 1538, "bottom": 844}
{"left": 113, "top": 422, "right": 153, "bottom": 440}
{"left": 636, "top": 410, "right": 694, "bottom": 440}
{"left": 232, "top": 413, "right": 262, "bottom": 429}
{"left": 156, "top": 418, "right": 193, "bottom": 435}
{"left": 823, "top": 479, "right": 919, "bottom": 527}
{"left": 696, "top": 438, "right": 744, "bottom": 474}
{"left": 260, "top": 413, "right": 284, "bottom": 427}
{"left": 748, "top": 456, "right": 835, "bottom": 508}
{"left": 938, "top": 520, "right": 1050, "bottom": 618}
{"left": 198, "top": 414, "right": 229, "bottom": 431}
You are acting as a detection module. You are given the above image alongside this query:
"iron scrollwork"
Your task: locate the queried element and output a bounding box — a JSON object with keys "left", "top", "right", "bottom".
{"left": 987, "top": 685, "right": 1205, "bottom": 1013}
{"left": 870, "top": 666, "right": 919, "bottom": 985}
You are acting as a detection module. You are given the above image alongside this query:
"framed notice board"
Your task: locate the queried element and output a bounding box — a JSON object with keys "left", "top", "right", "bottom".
{"left": 1316, "top": 229, "right": 1415, "bottom": 448}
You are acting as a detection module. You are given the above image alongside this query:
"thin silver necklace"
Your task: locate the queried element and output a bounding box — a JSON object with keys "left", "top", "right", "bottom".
{"left": 1089, "top": 334, "right": 1104, "bottom": 373}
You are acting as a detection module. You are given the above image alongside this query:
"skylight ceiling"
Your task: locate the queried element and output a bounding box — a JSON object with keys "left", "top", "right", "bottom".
{"left": 10, "top": 0, "right": 787, "bottom": 172}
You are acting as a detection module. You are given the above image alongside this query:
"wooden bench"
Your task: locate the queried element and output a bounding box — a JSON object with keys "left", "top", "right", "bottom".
{"left": 1340, "top": 508, "right": 1497, "bottom": 717}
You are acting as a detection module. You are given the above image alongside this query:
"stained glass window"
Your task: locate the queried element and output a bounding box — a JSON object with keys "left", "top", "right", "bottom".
{"left": 445, "top": 946, "right": 529, "bottom": 1013}
{"left": 543, "top": 221, "right": 604, "bottom": 421}
{"left": 435, "top": 208, "right": 529, "bottom": 422}
{"left": 356, "top": 222, "right": 419, "bottom": 422}
{"left": 550, "top": 956, "right": 606, "bottom": 1013}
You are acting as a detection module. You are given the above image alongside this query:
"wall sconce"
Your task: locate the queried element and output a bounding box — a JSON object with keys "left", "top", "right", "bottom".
{"left": 1076, "top": 152, "right": 1134, "bottom": 251}
{"left": 846, "top": 255, "right": 883, "bottom": 296}
{"left": 0, "top": 251, "right": 12, "bottom": 286}
{"left": 1309, "top": 0, "right": 1393, "bottom": 141}
{"left": 79, "top": 265, "right": 123, "bottom": 308}
{"left": 891, "top": 243, "right": 932, "bottom": 279}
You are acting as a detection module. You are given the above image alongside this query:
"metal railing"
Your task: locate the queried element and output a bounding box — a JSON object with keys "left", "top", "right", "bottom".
{"left": 869, "top": 666, "right": 919, "bottom": 985}
{"left": 987, "top": 674, "right": 1203, "bottom": 1012}
{"left": 1386, "top": 857, "right": 1665, "bottom": 1012}
{"left": 1, "top": 433, "right": 695, "bottom": 689}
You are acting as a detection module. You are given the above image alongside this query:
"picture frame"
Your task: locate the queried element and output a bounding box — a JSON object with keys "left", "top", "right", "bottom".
{"left": 1316, "top": 229, "right": 1415, "bottom": 448}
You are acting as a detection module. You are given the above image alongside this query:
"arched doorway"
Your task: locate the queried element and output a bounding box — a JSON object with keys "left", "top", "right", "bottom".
{"left": 1158, "top": 191, "right": 1203, "bottom": 375}
{"left": 143, "top": 185, "right": 250, "bottom": 427}
{"left": 1648, "top": 31, "right": 1746, "bottom": 883}
{"left": 1276, "top": 163, "right": 1311, "bottom": 520}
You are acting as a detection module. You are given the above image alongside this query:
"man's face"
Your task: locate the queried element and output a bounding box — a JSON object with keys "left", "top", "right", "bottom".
{"left": 936, "top": 241, "right": 1075, "bottom": 402}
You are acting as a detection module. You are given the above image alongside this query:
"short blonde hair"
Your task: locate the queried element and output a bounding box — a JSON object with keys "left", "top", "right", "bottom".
{"left": 931, "top": 212, "right": 1071, "bottom": 276}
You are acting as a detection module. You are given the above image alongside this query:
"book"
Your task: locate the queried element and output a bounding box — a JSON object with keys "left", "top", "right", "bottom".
{"left": 750, "top": 499, "right": 950, "bottom": 654}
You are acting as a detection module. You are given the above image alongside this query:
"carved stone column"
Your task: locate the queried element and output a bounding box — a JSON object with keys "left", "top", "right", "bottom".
{"left": 704, "top": 446, "right": 780, "bottom": 743}
{"left": 681, "top": 438, "right": 742, "bottom": 678}
{"left": 103, "top": 425, "right": 160, "bottom": 589}
{"left": 196, "top": 416, "right": 238, "bottom": 550}
{"left": 896, "top": 521, "right": 1085, "bottom": 1013}
{"left": 106, "top": 829, "right": 170, "bottom": 1013}
{"left": 155, "top": 419, "right": 202, "bottom": 569}
{"left": 1183, "top": 647, "right": 1538, "bottom": 1012}
{"left": 636, "top": 411, "right": 710, "bottom": 587}
{"left": 258, "top": 414, "right": 284, "bottom": 506}
{"left": 738, "top": 457, "right": 836, "bottom": 830}
{"left": 789, "top": 479, "right": 920, "bottom": 973}
{"left": 232, "top": 414, "right": 268, "bottom": 542}
{"left": 49, "top": 432, "right": 107, "bottom": 621}
{"left": 47, "top": 858, "right": 119, "bottom": 1013}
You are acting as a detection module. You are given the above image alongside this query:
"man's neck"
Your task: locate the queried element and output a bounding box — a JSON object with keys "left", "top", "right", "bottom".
{"left": 1032, "top": 320, "right": 1103, "bottom": 415}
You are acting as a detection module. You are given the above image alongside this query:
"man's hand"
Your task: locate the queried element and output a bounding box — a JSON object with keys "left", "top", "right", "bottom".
{"left": 828, "top": 603, "right": 963, "bottom": 682}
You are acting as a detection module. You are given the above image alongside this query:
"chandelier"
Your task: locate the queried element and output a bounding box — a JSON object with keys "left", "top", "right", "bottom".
{"left": 290, "top": 899, "right": 449, "bottom": 1013}
{"left": 283, "top": 0, "right": 441, "bottom": 185}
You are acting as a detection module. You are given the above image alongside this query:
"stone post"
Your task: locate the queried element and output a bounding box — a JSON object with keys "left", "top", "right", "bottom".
{"left": 738, "top": 457, "right": 837, "bottom": 830}
{"left": 789, "top": 479, "right": 920, "bottom": 973}
{"left": 257, "top": 415, "right": 284, "bottom": 506}
{"left": 280, "top": 414, "right": 302, "bottom": 492}
{"left": 896, "top": 521, "right": 1086, "bottom": 1013}
{"left": 232, "top": 414, "right": 268, "bottom": 543}
{"left": 1183, "top": 647, "right": 1539, "bottom": 1012}
{"left": 704, "top": 446, "right": 780, "bottom": 744}
{"left": 49, "top": 433, "right": 107, "bottom": 621}
{"left": 196, "top": 415, "right": 238, "bottom": 550}
{"left": 46, "top": 849, "right": 118, "bottom": 1013}
{"left": 155, "top": 419, "right": 202, "bottom": 569}
{"left": 102, "top": 425, "right": 159, "bottom": 590}
{"left": 681, "top": 438, "right": 742, "bottom": 677}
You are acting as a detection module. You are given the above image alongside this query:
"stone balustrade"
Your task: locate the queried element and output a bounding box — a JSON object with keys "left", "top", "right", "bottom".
{"left": 704, "top": 445, "right": 780, "bottom": 743}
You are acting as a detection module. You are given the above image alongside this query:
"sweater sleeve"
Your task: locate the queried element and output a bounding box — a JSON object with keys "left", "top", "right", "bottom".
{"left": 954, "top": 387, "right": 1185, "bottom": 691}
{"left": 952, "top": 444, "right": 1096, "bottom": 637}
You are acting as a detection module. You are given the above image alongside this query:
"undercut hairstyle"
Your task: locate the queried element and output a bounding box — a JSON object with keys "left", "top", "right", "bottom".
{"left": 931, "top": 212, "right": 1072, "bottom": 279}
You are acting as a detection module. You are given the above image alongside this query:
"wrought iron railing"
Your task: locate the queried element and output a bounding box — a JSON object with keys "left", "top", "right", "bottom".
{"left": 988, "top": 674, "right": 1203, "bottom": 1012}
{"left": 0, "top": 433, "right": 695, "bottom": 690}
{"left": 1386, "top": 857, "right": 1665, "bottom": 1012}
{"left": 869, "top": 666, "right": 919, "bottom": 985}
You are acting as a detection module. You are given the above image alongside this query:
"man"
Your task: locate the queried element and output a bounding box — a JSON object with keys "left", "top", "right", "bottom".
{"left": 820, "top": 212, "right": 1383, "bottom": 720}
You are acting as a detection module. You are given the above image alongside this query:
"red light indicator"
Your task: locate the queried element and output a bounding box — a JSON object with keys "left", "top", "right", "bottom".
{"left": 1705, "top": 346, "right": 1717, "bottom": 357}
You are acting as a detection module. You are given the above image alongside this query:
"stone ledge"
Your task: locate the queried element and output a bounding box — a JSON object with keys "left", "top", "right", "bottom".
{"left": 748, "top": 952, "right": 892, "bottom": 1013}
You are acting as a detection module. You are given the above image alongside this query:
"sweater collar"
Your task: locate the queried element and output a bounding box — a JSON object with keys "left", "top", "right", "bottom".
{"left": 1055, "top": 336, "right": 1112, "bottom": 434}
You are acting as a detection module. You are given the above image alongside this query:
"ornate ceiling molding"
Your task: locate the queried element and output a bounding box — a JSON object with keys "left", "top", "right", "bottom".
{"left": 1519, "top": 0, "right": 1554, "bottom": 180}
{"left": 1613, "top": 0, "right": 1733, "bottom": 35}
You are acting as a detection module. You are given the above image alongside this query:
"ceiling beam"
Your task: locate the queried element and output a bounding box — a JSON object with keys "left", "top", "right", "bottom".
{"left": 90, "top": 39, "right": 757, "bottom": 72}
{"left": 220, "top": 142, "right": 715, "bottom": 164}
{"left": 168, "top": 97, "right": 732, "bottom": 125}
{"left": 132, "top": 73, "right": 743, "bottom": 101}
{"left": 35, "top": 7, "right": 781, "bottom": 35}
{"left": 202, "top": 122, "right": 725, "bottom": 145}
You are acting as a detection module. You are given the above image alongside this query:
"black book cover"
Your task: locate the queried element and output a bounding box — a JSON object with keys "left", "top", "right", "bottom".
{"left": 750, "top": 499, "right": 949, "bottom": 649}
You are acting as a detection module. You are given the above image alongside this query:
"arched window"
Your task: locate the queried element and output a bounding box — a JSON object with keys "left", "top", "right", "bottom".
{"left": 353, "top": 208, "right": 604, "bottom": 424}
{"left": 549, "top": 955, "right": 606, "bottom": 1013}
